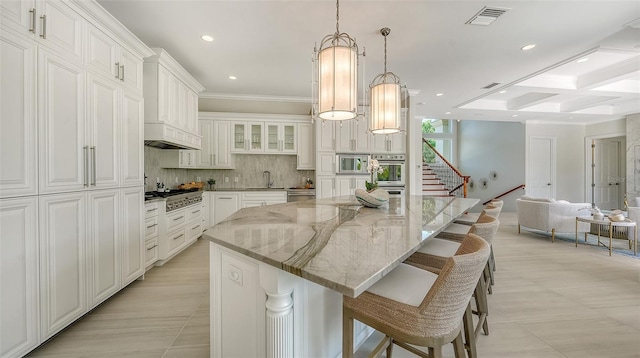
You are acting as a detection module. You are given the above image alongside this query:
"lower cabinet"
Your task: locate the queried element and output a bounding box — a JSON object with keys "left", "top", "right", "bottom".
{"left": 0, "top": 188, "right": 145, "bottom": 355}
{"left": 335, "top": 176, "right": 368, "bottom": 197}
{"left": 213, "top": 192, "right": 240, "bottom": 225}
{"left": 240, "top": 191, "right": 287, "bottom": 208}
{"left": 144, "top": 201, "right": 160, "bottom": 269}
{"left": 0, "top": 197, "right": 39, "bottom": 358}
{"left": 156, "top": 201, "right": 202, "bottom": 266}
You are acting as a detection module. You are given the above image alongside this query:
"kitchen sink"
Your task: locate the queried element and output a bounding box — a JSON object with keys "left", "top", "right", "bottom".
{"left": 244, "top": 187, "right": 285, "bottom": 191}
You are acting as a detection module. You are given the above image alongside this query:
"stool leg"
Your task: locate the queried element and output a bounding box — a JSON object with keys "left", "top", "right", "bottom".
{"left": 463, "top": 302, "right": 477, "bottom": 358}
{"left": 342, "top": 310, "right": 354, "bottom": 358}
{"left": 452, "top": 331, "right": 465, "bottom": 358}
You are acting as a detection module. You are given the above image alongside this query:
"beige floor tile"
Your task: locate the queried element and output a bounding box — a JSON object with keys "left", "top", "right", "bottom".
{"left": 162, "top": 345, "right": 210, "bottom": 358}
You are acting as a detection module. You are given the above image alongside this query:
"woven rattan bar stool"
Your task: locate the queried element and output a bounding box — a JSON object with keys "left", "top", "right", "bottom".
{"left": 455, "top": 200, "right": 503, "bottom": 226}
{"left": 343, "top": 234, "right": 490, "bottom": 358}
{"left": 405, "top": 216, "right": 499, "bottom": 358}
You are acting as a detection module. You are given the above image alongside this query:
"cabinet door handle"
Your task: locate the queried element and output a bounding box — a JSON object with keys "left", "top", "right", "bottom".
{"left": 191, "top": 209, "right": 200, "bottom": 214}
{"left": 91, "top": 146, "right": 96, "bottom": 186}
{"left": 146, "top": 245, "right": 158, "bottom": 251}
{"left": 146, "top": 208, "right": 157, "bottom": 213}
{"left": 39, "top": 14, "right": 46, "bottom": 39}
{"left": 120, "top": 65, "right": 125, "bottom": 81}
{"left": 29, "top": 9, "right": 36, "bottom": 33}
{"left": 83, "top": 146, "right": 89, "bottom": 187}
{"left": 173, "top": 216, "right": 184, "bottom": 221}
{"left": 219, "top": 197, "right": 232, "bottom": 200}
{"left": 173, "top": 233, "right": 184, "bottom": 240}
{"left": 192, "top": 224, "right": 201, "bottom": 230}
{"left": 115, "top": 62, "right": 120, "bottom": 79}
{"left": 146, "top": 223, "right": 157, "bottom": 229}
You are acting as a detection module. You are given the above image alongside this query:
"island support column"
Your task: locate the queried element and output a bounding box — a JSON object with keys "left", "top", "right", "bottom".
{"left": 260, "top": 264, "right": 295, "bottom": 358}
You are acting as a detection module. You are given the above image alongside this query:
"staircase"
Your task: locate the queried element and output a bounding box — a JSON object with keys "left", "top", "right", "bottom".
{"left": 422, "top": 164, "right": 452, "bottom": 196}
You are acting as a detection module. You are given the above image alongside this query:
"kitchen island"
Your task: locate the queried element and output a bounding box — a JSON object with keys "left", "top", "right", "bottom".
{"left": 203, "top": 195, "right": 478, "bottom": 357}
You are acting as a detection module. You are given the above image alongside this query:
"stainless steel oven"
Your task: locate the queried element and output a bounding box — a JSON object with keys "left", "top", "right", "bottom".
{"left": 372, "top": 154, "right": 405, "bottom": 187}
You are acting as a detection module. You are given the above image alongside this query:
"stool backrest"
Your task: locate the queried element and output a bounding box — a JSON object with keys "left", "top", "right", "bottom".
{"left": 417, "top": 233, "right": 490, "bottom": 337}
{"left": 469, "top": 215, "right": 500, "bottom": 245}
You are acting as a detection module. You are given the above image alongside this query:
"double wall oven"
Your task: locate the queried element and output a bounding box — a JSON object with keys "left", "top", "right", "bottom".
{"left": 371, "top": 154, "right": 405, "bottom": 197}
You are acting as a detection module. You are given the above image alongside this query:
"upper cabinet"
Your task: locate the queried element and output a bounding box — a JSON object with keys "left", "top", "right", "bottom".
{"left": 266, "top": 122, "right": 296, "bottom": 154}
{"left": 335, "top": 119, "right": 369, "bottom": 153}
{"left": 296, "top": 123, "right": 314, "bottom": 170}
{"left": 371, "top": 133, "right": 405, "bottom": 154}
{"left": 195, "top": 116, "right": 233, "bottom": 169}
{"left": 231, "top": 122, "right": 264, "bottom": 153}
{"left": 143, "top": 48, "right": 204, "bottom": 150}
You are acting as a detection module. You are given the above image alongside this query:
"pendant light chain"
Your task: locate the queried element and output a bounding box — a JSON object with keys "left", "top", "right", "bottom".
{"left": 383, "top": 32, "right": 387, "bottom": 73}
{"left": 335, "top": 0, "right": 340, "bottom": 34}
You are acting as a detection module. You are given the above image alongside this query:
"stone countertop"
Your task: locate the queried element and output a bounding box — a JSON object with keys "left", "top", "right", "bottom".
{"left": 205, "top": 188, "right": 288, "bottom": 192}
{"left": 203, "top": 195, "right": 478, "bottom": 297}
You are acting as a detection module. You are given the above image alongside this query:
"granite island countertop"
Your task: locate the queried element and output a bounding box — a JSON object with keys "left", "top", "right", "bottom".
{"left": 203, "top": 195, "right": 478, "bottom": 297}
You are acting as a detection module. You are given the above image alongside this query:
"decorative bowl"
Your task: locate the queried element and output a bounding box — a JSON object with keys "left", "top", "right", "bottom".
{"left": 355, "top": 188, "right": 389, "bottom": 208}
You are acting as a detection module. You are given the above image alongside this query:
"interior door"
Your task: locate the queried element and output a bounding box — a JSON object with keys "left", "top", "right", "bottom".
{"left": 594, "top": 138, "right": 622, "bottom": 210}
{"left": 528, "top": 137, "right": 555, "bottom": 198}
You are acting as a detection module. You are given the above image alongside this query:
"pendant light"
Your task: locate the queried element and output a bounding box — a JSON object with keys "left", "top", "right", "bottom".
{"left": 370, "top": 27, "right": 402, "bottom": 134}
{"left": 313, "top": 0, "right": 360, "bottom": 121}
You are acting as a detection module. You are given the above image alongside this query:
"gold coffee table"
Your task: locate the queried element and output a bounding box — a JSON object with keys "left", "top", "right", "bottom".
{"left": 576, "top": 216, "right": 637, "bottom": 256}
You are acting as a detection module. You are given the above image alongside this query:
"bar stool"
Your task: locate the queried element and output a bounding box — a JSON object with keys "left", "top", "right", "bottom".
{"left": 455, "top": 200, "right": 503, "bottom": 225}
{"left": 343, "top": 234, "right": 490, "bottom": 358}
{"left": 405, "top": 216, "right": 499, "bottom": 358}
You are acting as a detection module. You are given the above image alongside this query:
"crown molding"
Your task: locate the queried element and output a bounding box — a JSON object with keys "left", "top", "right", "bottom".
{"left": 200, "top": 92, "right": 311, "bottom": 103}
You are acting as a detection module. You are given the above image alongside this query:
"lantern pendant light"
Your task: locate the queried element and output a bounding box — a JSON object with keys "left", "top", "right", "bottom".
{"left": 370, "top": 27, "right": 402, "bottom": 134}
{"left": 313, "top": 0, "right": 361, "bottom": 122}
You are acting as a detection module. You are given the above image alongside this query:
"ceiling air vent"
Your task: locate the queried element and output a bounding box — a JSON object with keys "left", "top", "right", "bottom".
{"left": 466, "top": 6, "right": 510, "bottom": 26}
{"left": 482, "top": 82, "right": 501, "bottom": 89}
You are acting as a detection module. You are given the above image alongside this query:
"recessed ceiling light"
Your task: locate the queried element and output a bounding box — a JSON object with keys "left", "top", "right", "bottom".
{"left": 445, "top": 112, "right": 451, "bottom": 115}
{"left": 499, "top": 90, "right": 507, "bottom": 94}
{"left": 201, "top": 35, "right": 214, "bottom": 42}
{"left": 228, "top": 75, "right": 237, "bottom": 80}
{"left": 521, "top": 44, "right": 536, "bottom": 51}
{"left": 512, "top": 114, "right": 518, "bottom": 117}
{"left": 436, "top": 93, "right": 443, "bottom": 97}
{"left": 576, "top": 57, "right": 589, "bottom": 63}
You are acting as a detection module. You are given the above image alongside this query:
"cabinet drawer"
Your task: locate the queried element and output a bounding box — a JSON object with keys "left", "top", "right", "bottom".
{"left": 188, "top": 221, "right": 203, "bottom": 242}
{"left": 168, "top": 229, "right": 186, "bottom": 253}
{"left": 185, "top": 204, "right": 202, "bottom": 222}
{"left": 166, "top": 209, "right": 186, "bottom": 232}
{"left": 144, "top": 216, "right": 158, "bottom": 238}
{"left": 145, "top": 238, "right": 158, "bottom": 267}
{"left": 145, "top": 202, "right": 160, "bottom": 218}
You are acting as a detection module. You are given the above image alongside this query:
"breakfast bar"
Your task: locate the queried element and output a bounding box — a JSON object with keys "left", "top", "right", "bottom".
{"left": 203, "top": 195, "right": 478, "bottom": 357}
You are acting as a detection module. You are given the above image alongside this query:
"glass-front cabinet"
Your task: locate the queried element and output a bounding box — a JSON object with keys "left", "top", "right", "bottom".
{"left": 266, "top": 123, "right": 296, "bottom": 154}
{"left": 231, "top": 122, "right": 263, "bottom": 153}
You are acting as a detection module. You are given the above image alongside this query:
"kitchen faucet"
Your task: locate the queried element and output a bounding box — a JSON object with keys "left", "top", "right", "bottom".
{"left": 263, "top": 170, "right": 273, "bottom": 188}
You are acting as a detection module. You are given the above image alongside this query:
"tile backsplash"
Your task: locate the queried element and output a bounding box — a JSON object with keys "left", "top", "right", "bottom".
{"left": 144, "top": 146, "right": 315, "bottom": 191}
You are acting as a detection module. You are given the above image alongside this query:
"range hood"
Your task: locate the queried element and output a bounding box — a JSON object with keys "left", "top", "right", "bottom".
{"left": 144, "top": 123, "right": 202, "bottom": 150}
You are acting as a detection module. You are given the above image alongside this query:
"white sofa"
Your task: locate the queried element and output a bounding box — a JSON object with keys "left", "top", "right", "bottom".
{"left": 516, "top": 196, "right": 591, "bottom": 242}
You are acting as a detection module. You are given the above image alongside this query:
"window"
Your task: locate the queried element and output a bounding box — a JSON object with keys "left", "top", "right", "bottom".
{"left": 422, "top": 119, "right": 457, "bottom": 165}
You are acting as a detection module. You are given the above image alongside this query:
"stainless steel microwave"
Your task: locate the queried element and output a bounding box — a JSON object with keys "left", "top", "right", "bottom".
{"left": 336, "top": 154, "right": 369, "bottom": 174}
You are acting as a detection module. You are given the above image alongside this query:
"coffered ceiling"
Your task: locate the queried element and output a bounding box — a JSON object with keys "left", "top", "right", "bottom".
{"left": 97, "top": 0, "right": 640, "bottom": 125}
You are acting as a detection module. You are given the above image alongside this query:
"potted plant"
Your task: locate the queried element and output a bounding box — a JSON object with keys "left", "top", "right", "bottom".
{"left": 207, "top": 178, "right": 216, "bottom": 190}
{"left": 366, "top": 159, "right": 383, "bottom": 192}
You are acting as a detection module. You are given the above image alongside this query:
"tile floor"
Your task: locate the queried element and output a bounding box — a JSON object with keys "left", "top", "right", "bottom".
{"left": 27, "top": 212, "right": 640, "bottom": 358}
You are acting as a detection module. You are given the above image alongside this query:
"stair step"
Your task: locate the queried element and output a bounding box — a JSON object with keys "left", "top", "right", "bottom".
{"left": 423, "top": 179, "right": 441, "bottom": 184}
{"left": 422, "top": 190, "right": 451, "bottom": 196}
{"left": 423, "top": 174, "right": 438, "bottom": 180}
{"left": 423, "top": 183, "right": 446, "bottom": 189}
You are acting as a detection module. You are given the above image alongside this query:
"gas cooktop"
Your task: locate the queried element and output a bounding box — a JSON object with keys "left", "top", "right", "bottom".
{"left": 145, "top": 188, "right": 201, "bottom": 199}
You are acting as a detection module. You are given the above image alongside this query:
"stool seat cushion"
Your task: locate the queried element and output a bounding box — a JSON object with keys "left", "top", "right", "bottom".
{"left": 366, "top": 263, "right": 438, "bottom": 307}
{"left": 441, "top": 223, "right": 472, "bottom": 235}
{"left": 455, "top": 213, "right": 480, "bottom": 225}
{"left": 417, "top": 237, "right": 461, "bottom": 257}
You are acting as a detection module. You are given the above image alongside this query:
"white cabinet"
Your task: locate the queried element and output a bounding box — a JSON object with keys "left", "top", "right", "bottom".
{"left": 38, "top": 48, "right": 86, "bottom": 194}
{"left": 202, "top": 192, "right": 210, "bottom": 231}
{"left": 316, "top": 120, "right": 335, "bottom": 152}
{"left": 316, "top": 176, "right": 336, "bottom": 199}
{"left": 87, "top": 189, "right": 120, "bottom": 309}
{"left": 232, "top": 122, "right": 264, "bottom": 153}
{"left": 143, "top": 48, "right": 204, "bottom": 150}
{"left": 144, "top": 201, "right": 160, "bottom": 269}
{"left": 87, "top": 74, "right": 119, "bottom": 189}
{"left": 120, "top": 90, "right": 144, "bottom": 186}
{"left": 193, "top": 119, "right": 234, "bottom": 169}
{"left": 86, "top": 24, "right": 143, "bottom": 93}
{"left": 335, "top": 176, "right": 368, "bottom": 197}
{"left": 0, "top": 197, "right": 39, "bottom": 358}
{"left": 240, "top": 191, "right": 287, "bottom": 208}
{"left": 371, "top": 133, "right": 405, "bottom": 153}
{"left": 0, "top": 29, "right": 37, "bottom": 198}
{"left": 213, "top": 192, "right": 240, "bottom": 225}
{"left": 317, "top": 153, "right": 336, "bottom": 176}
{"left": 157, "top": 199, "right": 202, "bottom": 265}
{"left": 266, "top": 122, "right": 296, "bottom": 154}
{"left": 335, "top": 120, "right": 369, "bottom": 153}
{"left": 297, "top": 123, "right": 315, "bottom": 170}
{"left": 121, "top": 187, "right": 144, "bottom": 286}
{"left": 160, "top": 149, "right": 196, "bottom": 168}
{"left": 1, "top": 0, "right": 84, "bottom": 64}
{"left": 39, "top": 192, "right": 87, "bottom": 340}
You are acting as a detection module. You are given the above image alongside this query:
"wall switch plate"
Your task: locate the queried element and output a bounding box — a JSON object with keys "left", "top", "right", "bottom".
{"left": 224, "top": 176, "right": 229, "bottom": 183}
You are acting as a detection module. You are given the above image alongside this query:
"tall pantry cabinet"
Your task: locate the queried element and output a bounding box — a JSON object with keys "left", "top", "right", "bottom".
{"left": 0, "top": 1, "right": 153, "bottom": 357}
